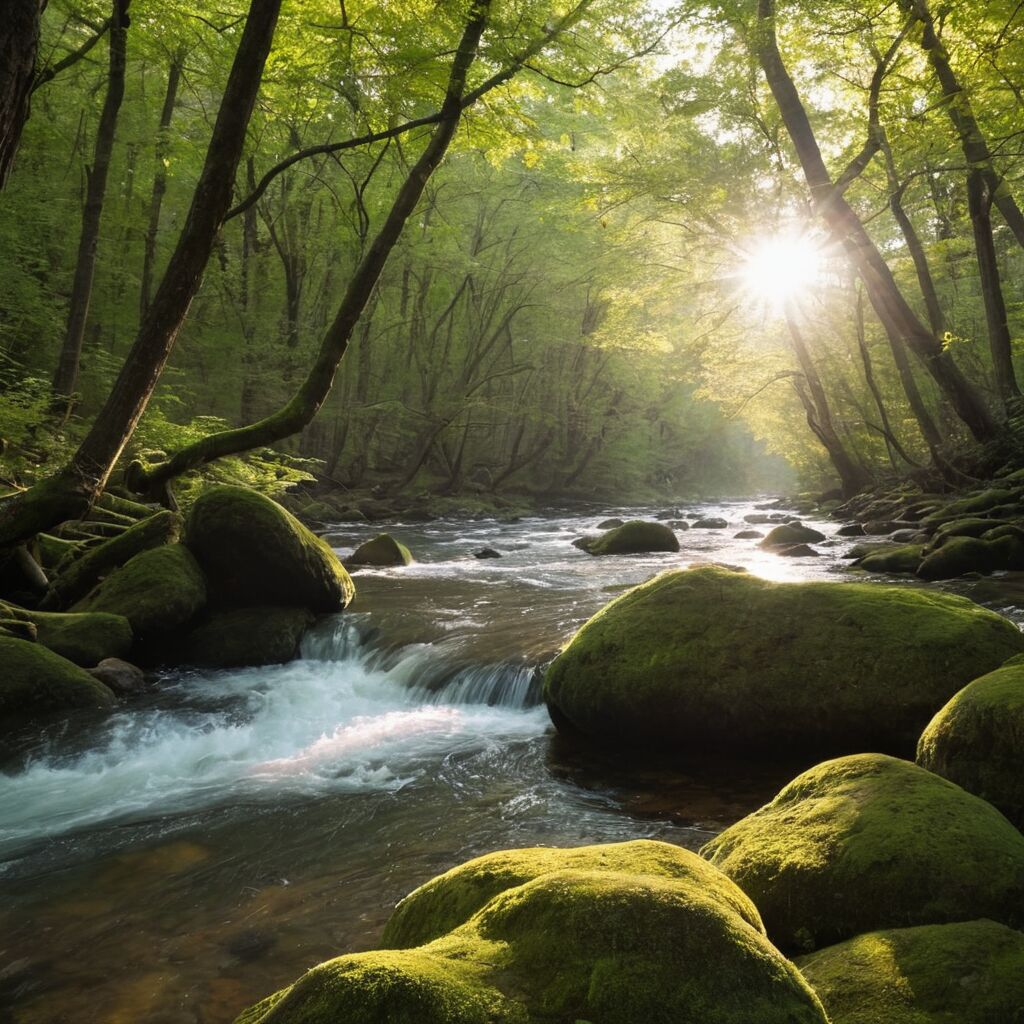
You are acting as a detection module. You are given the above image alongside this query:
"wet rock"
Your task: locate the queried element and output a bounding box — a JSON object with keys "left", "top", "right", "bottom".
{"left": 917, "top": 659, "right": 1024, "bottom": 829}
{"left": 236, "top": 840, "right": 828, "bottom": 1024}
{"left": 473, "top": 548, "right": 501, "bottom": 559}
{"left": 543, "top": 566, "right": 1024, "bottom": 757}
{"left": 0, "top": 604, "right": 133, "bottom": 666}
{"left": 798, "top": 920, "right": 1024, "bottom": 1024}
{"left": 667, "top": 519, "right": 690, "bottom": 530}
{"left": 575, "top": 520, "right": 679, "bottom": 556}
{"left": 88, "top": 657, "right": 146, "bottom": 695}
{"left": 347, "top": 533, "right": 414, "bottom": 567}
{"left": 777, "top": 544, "right": 819, "bottom": 557}
{"left": 856, "top": 544, "right": 923, "bottom": 575}
{"left": 836, "top": 523, "right": 865, "bottom": 537}
{"left": 0, "top": 636, "right": 116, "bottom": 719}
{"left": 185, "top": 486, "right": 353, "bottom": 612}
{"left": 180, "top": 606, "right": 314, "bottom": 668}
{"left": 759, "top": 523, "right": 826, "bottom": 547}
{"left": 73, "top": 544, "right": 206, "bottom": 637}
{"left": 734, "top": 529, "right": 763, "bottom": 539}
{"left": 917, "top": 536, "right": 995, "bottom": 581}
{"left": 703, "top": 753, "right": 1024, "bottom": 952}
{"left": 692, "top": 517, "right": 728, "bottom": 529}
{"left": 596, "top": 518, "right": 624, "bottom": 530}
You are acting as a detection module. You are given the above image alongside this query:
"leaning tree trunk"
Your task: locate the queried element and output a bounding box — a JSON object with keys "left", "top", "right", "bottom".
{"left": 754, "top": 0, "right": 997, "bottom": 443}
{"left": 129, "top": 0, "right": 495, "bottom": 493}
{"left": 51, "top": 0, "right": 131, "bottom": 413}
{"left": 0, "top": 0, "right": 45, "bottom": 188}
{"left": 0, "top": 0, "right": 283, "bottom": 548}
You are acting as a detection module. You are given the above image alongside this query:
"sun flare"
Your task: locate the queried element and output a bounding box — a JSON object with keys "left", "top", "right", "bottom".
{"left": 738, "top": 232, "right": 825, "bottom": 308}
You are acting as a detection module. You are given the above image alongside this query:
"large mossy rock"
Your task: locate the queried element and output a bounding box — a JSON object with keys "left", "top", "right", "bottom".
{"left": 543, "top": 566, "right": 1024, "bottom": 756}
{"left": 0, "top": 603, "right": 132, "bottom": 666}
{"left": 702, "top": 753, "right": 1024, "bottom": 953}
{"left": 760, "top": 522, "right": 825, "bottom": 547}
{"left": 856, "top": 544, "right": 923, "bottom": 574}
{"left": 234, "top": 840, "right": 827, "bottom": 1024}
{"left": 347, "top": 533, "right": 414, "bottom": 567}
{"left": 917, "top": 535, "right": 995, "bottom": 580}
{"left": 575, "top": 519, "right": 679, "bottom": 556}
{"left": 917, "top": 661, "right": 1024, "bottom": 830}
{"left": 73, "top": 544, "right": 206, "bottom": 637}
{"left": 180, "top": 606, "right": 314, "bottom": 668}
{"left": 185, "top": 486, "right": 353, "bottom": 612}
{"left": 0, "top": 636, "right": 116, "bottom": 719}
{"left": 797, "top": 920, "right": 1024, "bottom": 1024}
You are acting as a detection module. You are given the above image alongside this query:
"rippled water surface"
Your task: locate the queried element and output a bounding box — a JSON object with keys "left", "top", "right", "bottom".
{"left": 2, "top": 500, "right": 1022, "bottom": 1023}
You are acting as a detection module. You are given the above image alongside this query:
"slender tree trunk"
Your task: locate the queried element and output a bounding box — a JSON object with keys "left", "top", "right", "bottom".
{"left": 967, "top": 169, "right": 1020, "bottom": 407}
{"left": 0, "top": 0, "right": 44, "bottom": 188}
{"left": 902, "top": 0, "right": 1024, "bottom": 249}
{"left": 785, "top": 313, "right": 872, "bottom": 496}
{"left": 133, "top": 0, "right": 494, "bottom": 491}
{"left": 52, "top": 0, "right": 131, "bottom": 411}
{"left": 139, "top": 51, "right": 183, "bottom": 318}
{"left": 754, "top": 0, "right": 997, "bottom": 442}
{"left": 0, "top": 0, "right": 282, "bottom": 548}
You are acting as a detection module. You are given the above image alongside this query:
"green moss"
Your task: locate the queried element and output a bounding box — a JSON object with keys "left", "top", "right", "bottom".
{"left": 383, "top": 839, "right": 762, "bottom": 948}
{"left": 0, "top": 636, "right": 116, "bottom": 718}
{"left": 347, "top": 533, "right": 415, "bottom": 567}
{"left": 917, "top": 662, "right": 1024, "bottom": 829}
{"left": 181, "top": 606, "right": 314, "bottom": 668}
{"left": 0, "top": 602, "right": 133, "bottom": 666}
{"left": 760, "top": 523, "right": 825, "bottom": 547}
{"left": 797, "top": 920, "right": 1024, "bottom": 1024}
{"left": 235, "top": 840, "right": 827, "bottom": 1024}
{"left": 702, "top": 753, "right": 1024, "bottom": 953}
{"left": 73, "top": 543, "right": 207, "bottom": 636}
{"left": 856, "top": 544, "right": 923, "bottom": 574}
{"left": 576, "top": 519, "right": 679, "bottom": 556}
{"left": 917, "top": 536, "right": 995, "bottom": 580}
{"left": 543, "top": 566, "right": 1024, "bottom": 756}
{"left": 932, "top": 517, "right": 1002, "bottom": 540}
{"left": 186, "top": 486, "right": 354, "bottom": 612}
{"left": 942, "top": 488, "right": 1018, "bottom": 516}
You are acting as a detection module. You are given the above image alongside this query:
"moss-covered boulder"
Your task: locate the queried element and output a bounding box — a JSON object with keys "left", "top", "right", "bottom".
{"left": 734, "top": 528, "right": 764, "bottom": 539}
{"left": 73, "top": 544, "right": 206, "bottom": 637}
{"left": 856, "top": 544, "right": 923, "bottom": 574}
{"left": 180, "top": 606, "right": 314, "bottom": 668}
{"left": 917, "top": 536, "right": 995, "bottom": 580}
{"left": 235, "top": 840, "right": 828, "bottom": 1024}
{"left": 942, "top": 488, "right": 1018, "bottom": 517}
{"left": 933, "top": 516, "right": 1004, "bottom": 540}
{"left": 760, "top": 523, "right": 826, "bottom": 547}
{"left": 185, "top": 486, "right": 353, "bottom": 612}
{"left": 347, "top": 533, "right": 414, "bottom": 567}
{"left": 917, "top": 661, "right": 1024, "bottom": 830}
{"left": 0, "top": 603, "right": 132, "bottom": 666}
{"left": 702, "top": 754, "right": 1024, "bottom": 952}
{"left": 0, "top": 637, "right": 116, "bottom": 719}
{"left": 543, "top": 566, "right": 1024, "bottom": 756}
{"left": 575, "top": 519, "right": 679, "bottom": 556}
{"left": 797, "top": 920, "right": 1024, "bottom": 1024}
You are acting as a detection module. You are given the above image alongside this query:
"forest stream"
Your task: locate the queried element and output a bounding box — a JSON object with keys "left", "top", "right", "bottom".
{"left": 3, "top": 500, "right": 1024, "bottom": 1024}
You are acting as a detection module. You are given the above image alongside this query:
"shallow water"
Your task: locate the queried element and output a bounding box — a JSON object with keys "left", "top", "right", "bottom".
{"left": 1, "top": 500, "right": 1021, "bottom": 1023}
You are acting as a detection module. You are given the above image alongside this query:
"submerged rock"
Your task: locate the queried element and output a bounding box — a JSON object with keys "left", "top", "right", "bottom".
{"left": 180, "top": 606, "right": 315, "bottom": 668}
{"left": 73, "top": 544, "right": 206, "bottom": 637}
{"left": 734, "top": 529, "right": 763, "bottom": 539}
{"left": 596, "top": 517, "right": 624, "bottom": 529}
{"left": 777, "top": 543, "right": 818, "bottom": 557}
{"left": 0, "top": 636, "right": 116, "bottom": 719}
{"left": 186, "top": 486, "right": 353, "bottom": 612}
{"left": 574, "top": 519, "right": 679, "bottom": 556}
{"left": 235, "top": 840, "right": 828, "bottom": 1024}
{"left": 473, "top": 548, "right": 501, "bottom": 559}
{"left": 917, "top": 660, "right": 1024, "bottom": 830}
{"left": 543, "top": 566, "right": 1024, "bottom": 756}
{"left": 798, "top": 920, "right": 1024, "bottom": 1024}
{"left": 702, "top": 753, "right": 1024, "bottom": 952}
{"left": 692, "top": 516, "right": 728, "bottom": 529}
{"left": 347, "top": 533, "right": 414, "bottom": 567}
{"left": 760, "top": 522, "right": 826, "bottom": 547}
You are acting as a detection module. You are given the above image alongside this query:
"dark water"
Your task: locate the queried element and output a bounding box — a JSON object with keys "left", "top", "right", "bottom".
{"left": 1, "top": 501, "right": 1021, "bottom": 1023}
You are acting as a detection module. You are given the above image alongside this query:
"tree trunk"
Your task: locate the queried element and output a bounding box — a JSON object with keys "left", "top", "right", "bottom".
{"left": 755, "top": 0, "right": 997, "bottom": 442}
{"left": 51, "top": 0, "right": 131, "bottom": 412}
{"left": 0, "top": 0, "right": 44, "bottom": 188}
{"left": 0, "top": 0, "right": 283, "bottom": 548}
{"left": 902, "top": 0, "right": 1024, "bottom": 249}
{"left": 967, "top": 169, "right": 1020, "bottom": 408}
{"left": 133, "top": 0, "right": 494, "bottom": 491}
{"left": 786, "top": 313, "right": 872, "bottom": 496}
{"left": 139, "top": 51, "right": 183, "bottom": 318}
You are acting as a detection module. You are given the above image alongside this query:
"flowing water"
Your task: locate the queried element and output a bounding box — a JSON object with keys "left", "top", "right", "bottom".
{"left": 2, "top": 500, "right": 1022, "bottom": 1024}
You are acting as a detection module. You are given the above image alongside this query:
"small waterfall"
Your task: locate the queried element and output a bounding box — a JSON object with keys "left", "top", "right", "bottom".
{"left": 301, "top": 615, "right": 542, "bottom": 708}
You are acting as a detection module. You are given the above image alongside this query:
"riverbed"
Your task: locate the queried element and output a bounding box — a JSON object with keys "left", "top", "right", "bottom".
{"left": 2, "top": 500, "right": 1022, "bottom": 1023}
